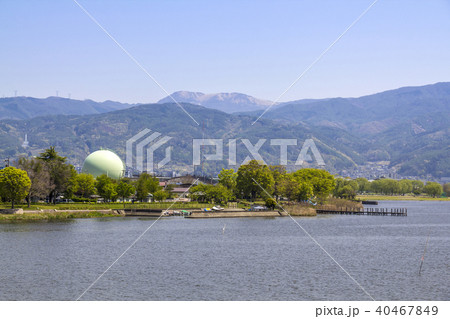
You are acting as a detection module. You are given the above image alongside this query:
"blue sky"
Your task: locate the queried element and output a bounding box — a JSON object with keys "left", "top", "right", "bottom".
{"left": 1, "top": 0, "right": 449, "bottom": 103}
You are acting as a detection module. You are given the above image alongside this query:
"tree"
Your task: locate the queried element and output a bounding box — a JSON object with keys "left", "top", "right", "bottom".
{"left": 0, "top": 167, "right": 31, "bottom": 208}
{"left": 423, "top": 182, "right": 443, "bottom": 198}
{"left": 370, "top": 178, "right": 400, "bottom": 195}
{"left": 291, "top": 168, "right": 335, "bottom": 202}
{"left": 398, "top": 179, "right": 413, "bottom": 195}
{"left": 38, "top": 147, "right": 74, "bottom": 203}
{"left": 444, "top": 183, "right": 450, "bottom": 197}
{"left": 269, "top": 165, "right": 287, "bottom": 201}
{"left": 218, "top": 168, "right": 237, "bottom": 191}
{"left": 102, "top": 183, "right": 118, "bottom": 202}
{"left": 75, "top": 173, "right": 96, "bottom": 198}
{"left": 265, "top": 197, "right": 277, "bottom": 210}
{"left": 411, "top": 180, "right": 424, "bottom": 196}
{"left": 135, "top": 173, "right": 160, "bottom": 202}
{"left": 236, "top": 160, "right": 274, "bottom": 200}
{"left": 64, "top": 166, "right": 78, "bottom": 199}
{"left": 190, "top": 184, "right": 209, "bottom": 202}
{"left": 355, "top": 178, "right": 370, "bottom": 193}
{"left": 189, "top": 184, "right": 231, "bottom": 204}
{"left": 116, "top": 180, "right": 135, "bottom": 205}
{"left": 165, "top": 183, "right": 175, "bottom": 199}
{"left": 153, "top": 189, "right": 168, "bottom": 202}
{"left": 333, "top": 178, "right": 358, "bottom": 199}
{"left": 18, "top": 157, "right": 53, "bottom": 207}
{"left": 279, "top": 173, "right": 313, "bottom": 201}
{"left": 38, "top": 146, "right": 66, "bottom": 162}
{"left": 95, "top": 174, "right": 118, "bottom": 202}
{"left": 205, "top": 184, "right": 232, "bottom": 204}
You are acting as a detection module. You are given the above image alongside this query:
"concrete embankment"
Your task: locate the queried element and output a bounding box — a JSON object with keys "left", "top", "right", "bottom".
{"left": 186, "top": 210, "right": 286, "bottom": 218}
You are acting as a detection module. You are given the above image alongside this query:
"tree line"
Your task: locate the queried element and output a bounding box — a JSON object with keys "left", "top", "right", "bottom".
{"left": 333, "top": 177, "right": 446, "bottom": 199}
{"left": 0, "top": 147, "right": 171, "bottom": 208}
{"left": 192, "top": 159, "right": 336, "bottom": 205}
{"left": 1, "top": 149, "right": 448, "bottom": 209}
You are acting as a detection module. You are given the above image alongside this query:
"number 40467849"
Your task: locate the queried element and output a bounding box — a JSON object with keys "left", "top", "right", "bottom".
{"left": 375, "top": 305, "right": 438, "bottom": 316}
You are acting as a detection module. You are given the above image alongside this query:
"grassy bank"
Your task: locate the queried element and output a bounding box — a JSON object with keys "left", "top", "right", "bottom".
{"left": 0, "top": 201, "right": 207, "bottom": 211}
{"left": 283, "top": 204, "right": 316, "bottom": 216}
{"left": 0, "top": 211, "right": 120, "bottom": 222}
{"left": 357, "top": 195, "right": 449, "bottom": 201}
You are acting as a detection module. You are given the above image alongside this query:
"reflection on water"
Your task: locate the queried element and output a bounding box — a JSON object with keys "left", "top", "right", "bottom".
{"left": 0, "top": 201, "right": 449, "bottom": 300}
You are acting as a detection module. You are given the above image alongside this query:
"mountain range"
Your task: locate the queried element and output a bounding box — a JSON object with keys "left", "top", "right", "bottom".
{"left": 157, "top": 91, "right": 275, "bottom": 113}
{"left": 0, "top": 82, "right": 448, "bottom": 178}
{"left": 0, "top": 96, "right": 135, "bottom": 120}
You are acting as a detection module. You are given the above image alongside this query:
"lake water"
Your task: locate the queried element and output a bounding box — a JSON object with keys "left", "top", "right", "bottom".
{"left": 0, "top": 201, "right": 449, "bottom": 301}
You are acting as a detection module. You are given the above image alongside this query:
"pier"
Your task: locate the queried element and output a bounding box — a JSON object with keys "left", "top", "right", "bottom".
{"left": 316, "top": 207, "right": 407, "bottom": 216}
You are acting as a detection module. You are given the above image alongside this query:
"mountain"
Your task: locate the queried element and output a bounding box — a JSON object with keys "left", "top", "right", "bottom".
{"left": 157, "top": 91, "right": 275, "bottom": 113}
{"left": 0, "top": 96, "right": 136, "bottom": 120}
{"left": 0, "top": 83, "right": 448, "bottom": 178}
{"left": 0, "top": 103, "right": 364, "bottom": 175}
{"left": 247, "top": 82, "right": 450, "bottom": 135}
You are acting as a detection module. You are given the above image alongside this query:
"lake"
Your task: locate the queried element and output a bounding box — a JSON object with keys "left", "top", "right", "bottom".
{"left": 0, "top": 200, "right": 448, "bottom": 300}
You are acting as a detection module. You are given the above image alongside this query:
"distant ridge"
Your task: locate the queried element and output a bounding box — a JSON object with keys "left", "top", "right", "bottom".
{"left": 157, "top": 91, "right": 275, "bottom": 113}
{"left": 0, "top": 83, "right": 448, "bottom": 178}
{"left": 0, "top": 96, "right": 136, "bottom": 120}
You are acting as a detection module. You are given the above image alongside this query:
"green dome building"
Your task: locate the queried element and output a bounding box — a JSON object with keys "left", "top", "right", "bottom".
{"left": 82, "top": 150, "right": 124, "bottom": 180}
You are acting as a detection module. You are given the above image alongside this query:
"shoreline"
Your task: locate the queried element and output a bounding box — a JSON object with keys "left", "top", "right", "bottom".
{"left": 1, "top": 198, "right": 446, "bottom": 222}
{"left": 0, "top": 210, "right": 122, "bottom": 222}
{"left": 357, "top": 195, "right": 449, "bottom": 201}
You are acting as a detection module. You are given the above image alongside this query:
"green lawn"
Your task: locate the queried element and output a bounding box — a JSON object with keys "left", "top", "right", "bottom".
{"left": 0, "top": 211, "right": 120, "bottom": 222}
{"left": 0, "top": 201, "right": 210, "bottom": 211}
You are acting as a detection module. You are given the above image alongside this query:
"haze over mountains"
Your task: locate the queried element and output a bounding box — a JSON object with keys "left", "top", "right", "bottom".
{"left": 0, "top": 82, "right": 448, "bottom": 178}
{"left": 0, "top": 96, "right": 135, "bottom": 120}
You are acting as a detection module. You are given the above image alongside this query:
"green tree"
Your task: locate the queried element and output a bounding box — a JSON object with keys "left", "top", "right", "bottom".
{"left": 423, "top": 182, "right": 443, "bottom": 198}
{"left": 370, "top": 178, "right": 400, "bottom": 195}
{"left": 0, "top": 167, "right": 31, "bottom": 208}
{"left": 165, "top": 183, "right": 175, "bottom": 198}
{"left": 218, "top": 168, "right": 237, "bottom": 191}
{"left": 38, "top": 146, "right": 66, "bottom": 162}
{"left": 75, "top": 173, "right": 96, "bottom": 198}
{"left": 116, "top": 180, "right": 135, "bottom": 205}
{"left": 265, "top": 197, "right": 277, "bottom": 210}
{"left": 411, "top": 180, "right": 424, "bottom": 196}
{"left": 153, "top": 189, "right": 168, "bottom": 202}
{"left": 64, "top": 166, "right": 78, "bottom": 199}
{"left": 190, "top": 184, "right": 209, "bottom": 202}
{"left": 269, "top": 165, "right": 287, "bottom": 201}
{"left": 443, "top": 183, "right": 450, "bottom": 197}
{"left": 205, "top": 184, "right": 232, "bottom": 204}
{"left": 333, "top": 178, "right": 358, "bottom": 199}
{"left": 398, "top": 179, "right": 413, "bottom": 195}
{"left": 135, "top": 173, "right": 160, "bottom": 202}
{"left": 291, "top": 168, "right": 335, "bottom": 202}
{"left": 102, "top": 183, "right": 118, "bottom": 202}
{"left": 96, "top": 174, "right": 118, "bottom": 201}
{"left": 355, "top": 177, "right": 370, "bottom": 193}
{"left": 236, "top": 160, "right": 274, "bottom": 200}
{"left": 279, "top": 173, "right": 313, "bottom": 201}
{"left": 38, "top": 147, "right": 74, "bottom": 203}
{"left": 18, "top": 157, "right": 53, "bottom": 207}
